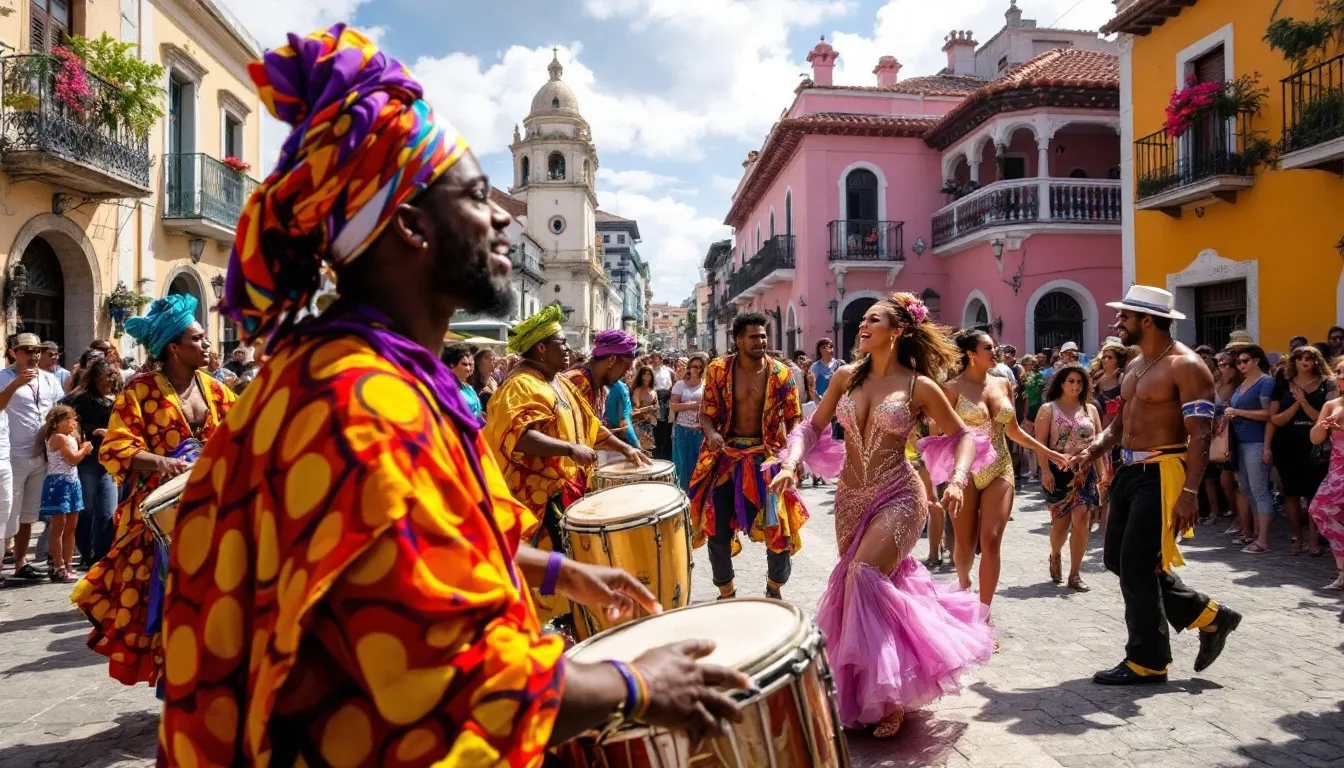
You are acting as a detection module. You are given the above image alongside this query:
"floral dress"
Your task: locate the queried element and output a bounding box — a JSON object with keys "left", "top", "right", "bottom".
{"left": 1308, "top": 426, "right": 1344, "bottom": 559}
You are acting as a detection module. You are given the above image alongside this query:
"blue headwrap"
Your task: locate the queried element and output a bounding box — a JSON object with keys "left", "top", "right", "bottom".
{"left": 125, "top": 293, "right": 199, "bottom": 359}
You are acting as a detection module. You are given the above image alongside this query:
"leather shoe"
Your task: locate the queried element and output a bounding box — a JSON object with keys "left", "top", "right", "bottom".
{"left": 1093, "top": 662, "right": 1167, "bottom": 686}
{"left": 1194, "top": 606, "right": 1242, "bottom": 672}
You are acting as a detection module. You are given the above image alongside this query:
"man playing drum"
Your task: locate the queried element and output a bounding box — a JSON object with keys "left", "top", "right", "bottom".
{"left": 690, "top": 312, "right": 808, "bottom": 600}
{"left": 561, "top": 329, "right": 636, "bottom": 416}
{"left": 158, "top": 26, "right": 745, "bottom": 766}
{"left": 1073, "top": 286, "right": 1241, "bottom": 685}
{"left": 72, "top": 292, "right": 236, "bottom": 688}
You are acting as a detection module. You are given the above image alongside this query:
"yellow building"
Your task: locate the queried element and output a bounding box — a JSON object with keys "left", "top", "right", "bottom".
{"left": 0, "top": 0, "right": 262, "bottom": 361}
{"left": 1106, "top": 0, "right": 1344, "bottom": 351}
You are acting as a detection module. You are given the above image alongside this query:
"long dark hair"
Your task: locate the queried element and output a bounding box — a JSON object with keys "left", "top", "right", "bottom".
{"left": 1236, "top": 344, "right": 1270, "bottom": 374}
{"left": 634, "top": 365, "right": 656, "bottom": 391}
{"left": 469, "top": 347, "right": 496, "bottom": 391}
{"left": 1045, "top": 363, "right": 1091, "bottom": 404}
{"left": 953, "top": 328, "right": 993, "bottom": 374}
{"left": 847, "top": 292, "right": 960, "bottom": 394}
{"left": 81, "top": 358, "right": 123, "bottom": 398}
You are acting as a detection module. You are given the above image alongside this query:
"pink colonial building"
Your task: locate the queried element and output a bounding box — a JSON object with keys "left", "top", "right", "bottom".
{"left": 711, "top": 2, "right": 1123, "bottom": 359}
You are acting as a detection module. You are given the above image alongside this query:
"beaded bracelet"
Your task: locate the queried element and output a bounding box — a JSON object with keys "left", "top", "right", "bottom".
{"left": 608, "top": 660, "right": 646, "bottom": 719}
{"left": 540, "top": 551, "right": 564, "bottom": 597}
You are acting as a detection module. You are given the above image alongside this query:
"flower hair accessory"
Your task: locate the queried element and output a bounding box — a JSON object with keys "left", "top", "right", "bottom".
{"left": 906, "top": 299, "right": 929, "bottom": 325}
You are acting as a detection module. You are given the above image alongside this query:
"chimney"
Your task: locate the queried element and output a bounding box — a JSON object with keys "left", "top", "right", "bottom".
{"left": 942, "top": 30, "right": 978, "bottom": 76}
{"left": 807, "top": 36, "right": 839, "bottom": 87}
{"left": 1005, "top": 0, "right": 1024, "bottom": 28}
{"left": 874, "top": 56, "right": 902, "bottom": 88}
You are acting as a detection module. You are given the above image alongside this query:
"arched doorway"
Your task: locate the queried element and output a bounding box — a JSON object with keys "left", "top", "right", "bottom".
{"left": 18, "top": 236, "right": 64, "bottom": 348}
{"left": 1033, "top": 291, "right": 1084, "bottom": 352}
{"left": 166, "top": 268, "right": 208, "bottom": 328}
{"left": 841, "top": 296, "right": 877, "bottom": 359}
{"left": 964, "top": 297, "right": 989, "bottom": 330}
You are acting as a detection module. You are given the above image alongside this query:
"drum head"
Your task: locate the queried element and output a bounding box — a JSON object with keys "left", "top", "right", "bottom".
{"left": 144, "top": 471, "right": 192, "bottom": 511}
{"left": 566, "top": 483, "right": 685, "bottom": 527}
{"left": 568, "top": 599, "right": 804, "bottom": 674}
{"left": 595, "top": 459, "right": 674, "bottom": 479}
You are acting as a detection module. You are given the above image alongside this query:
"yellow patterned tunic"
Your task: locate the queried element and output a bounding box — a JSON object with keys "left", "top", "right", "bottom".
{"left": 157, "top": 334, "right": 563, "bottom": 767}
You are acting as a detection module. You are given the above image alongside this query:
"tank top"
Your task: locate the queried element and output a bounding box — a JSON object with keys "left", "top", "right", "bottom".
{"left": 46, "top": 435, "right": 79, "bottom": 479}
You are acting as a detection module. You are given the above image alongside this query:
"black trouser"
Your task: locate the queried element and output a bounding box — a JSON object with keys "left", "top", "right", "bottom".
{"left": 706, "top": 479, "right": 791, "bottom": 588}
{"left": 1105, "top": 463, "right": 1214, "bottom": 671}
{"left": 654, "top": 390, "right": 673, "bottom": 459}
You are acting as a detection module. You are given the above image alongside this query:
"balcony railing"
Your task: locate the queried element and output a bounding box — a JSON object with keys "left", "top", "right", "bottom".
{"left": 509, "top": 244, "right": 545, "bottom": 279}
{"left": 1134, "top": 112, "right": 1255, "bottom": 201}
{"left": 163, "top": 154, "right": 258, "bottom": 237}
{"left": 1281, "top": 53, "right": 1344, "bottom": 167}
{"left": 932, "top": 179, "right": 1120, "bottom": 247}
{"left": 728, "top": 235, "right": 794, "bottom": 299}
{"left": 0, "top": 54, "right": 152, "bottom": 196}
{"left": 828, "top": 220, "right": 904, "bottom": 263}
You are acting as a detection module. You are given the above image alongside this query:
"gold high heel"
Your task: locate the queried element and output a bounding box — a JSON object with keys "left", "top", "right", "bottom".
{"left": 873, "top": 710, "right": 904, "bottom": 738}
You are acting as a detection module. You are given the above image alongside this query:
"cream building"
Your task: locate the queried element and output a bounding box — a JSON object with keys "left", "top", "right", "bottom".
{"left": 509, "top": 51, "right": 617, "bottom": 349}
{"left": 0, "top": 0, "right": 262, "bottom": 361}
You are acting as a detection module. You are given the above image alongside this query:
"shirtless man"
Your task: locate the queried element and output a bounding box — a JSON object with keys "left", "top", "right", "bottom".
{"left": 1073, "top": 286, "right": 1240, "bottom": 686}
{"left": 689, "top": 312, "right": 807, "bottom": 600}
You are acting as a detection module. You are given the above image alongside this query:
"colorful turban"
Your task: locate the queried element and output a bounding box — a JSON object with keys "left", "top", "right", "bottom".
{"left": 125, "top": 293, "right": 199, "bottom": 359}
{"left": 221, "top": 24, "right": 470, "bottom": 346}
{"left": 592, "top": 330, "right": 636, "bottom": 359}
{"left": 508, "top": 305, "right": 565, "bottom": 356}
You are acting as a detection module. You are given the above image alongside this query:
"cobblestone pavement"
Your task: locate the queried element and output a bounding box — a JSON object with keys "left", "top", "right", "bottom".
{"left": 1, "top": 484, "right": 1342, "bottom": 767}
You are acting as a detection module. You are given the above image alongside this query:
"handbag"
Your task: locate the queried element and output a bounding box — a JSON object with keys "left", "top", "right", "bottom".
{"left": 1311, "top": 439, "right": 1330, "bottom": 467}
{"left": 1209, "top": 414, "right": 1231, "bottom": 464}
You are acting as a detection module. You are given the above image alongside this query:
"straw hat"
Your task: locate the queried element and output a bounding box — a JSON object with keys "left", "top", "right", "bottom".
{"left": 1225, "top": 330, "right": 1254, "bottom": 349}
{"left": 1106, "top": 285, "right": 1186, "bottom": 320}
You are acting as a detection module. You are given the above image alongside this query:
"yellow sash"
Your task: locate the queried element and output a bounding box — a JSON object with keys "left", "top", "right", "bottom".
{"left": 1131, "top": 445, "right": 1192, "bottom": 571}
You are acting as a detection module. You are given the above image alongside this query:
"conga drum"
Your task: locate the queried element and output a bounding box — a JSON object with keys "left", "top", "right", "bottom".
{"left": 561, "top": 482, "right": 691, "bottom": 640}
{"left": 142, "top": 472, "right": 193, "bottom": 547}
{"left": 591, "top": 459, "right": 676, "bottom": 491}
{"left": 557, "top": 599, "right": 850, "bottom": 767}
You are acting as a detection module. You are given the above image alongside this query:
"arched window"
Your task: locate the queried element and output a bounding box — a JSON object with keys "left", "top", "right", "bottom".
{"left": 552, "top": 97, "right": 561, "bottom": 108}
{"left": 1069, "top": 168, "right": 1088, "bottom": 178}
{"left": 582, "top": 159, "right": 590, "bottom": 183}
{"left": 785, "top": 190, "right": 793, "bottom": 236}
{"left": 769, "top": 211, "right": 776, "bottom": 239}
{"left": 548, "top": 153, "right": 566, "bottom": 181}
{"left": 521, "top": 156, "right": 530, "bottom": 185}
{"left": 1033, "top": 291, "right": 1084, "bottom": 352}
{"left": 845, "top": 168, "right": 878, "bottom": 221}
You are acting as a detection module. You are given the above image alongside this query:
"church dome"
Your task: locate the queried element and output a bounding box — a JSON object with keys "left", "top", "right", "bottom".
{"left": 528, "top": 51, "right": 583, "bottom": 120}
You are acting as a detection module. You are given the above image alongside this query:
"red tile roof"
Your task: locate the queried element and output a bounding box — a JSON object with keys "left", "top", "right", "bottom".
{"left": 490, "top": 188, "right": 527, "bottom": 218}
{"left": 1100, "top": 0, "right": 1199, "bottom": 35}
{"left": 724, "top": 113, "right": 941, "bottom": 227}
{"left": 804, "top": 74, "right": 987, "bottom": 97}
{"left": 925, "top": 48, "right": 1119, "bottom": 149}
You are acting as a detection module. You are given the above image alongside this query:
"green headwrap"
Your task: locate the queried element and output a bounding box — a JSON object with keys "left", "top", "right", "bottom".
{"left": 508, "top": 304, "right": 565, "bottom": 356}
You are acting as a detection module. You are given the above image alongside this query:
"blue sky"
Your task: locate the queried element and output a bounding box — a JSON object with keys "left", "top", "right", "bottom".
{"left": 217, "top": 0, "right": 1117, "bottom": 303}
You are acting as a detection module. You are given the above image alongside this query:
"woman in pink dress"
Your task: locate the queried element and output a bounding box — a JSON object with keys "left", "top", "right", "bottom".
{"left": 770, "top": 292, "right": 996, "bottom": 738}
{"left": 1307, "top": 392, "right": 1344, "bottom": 590}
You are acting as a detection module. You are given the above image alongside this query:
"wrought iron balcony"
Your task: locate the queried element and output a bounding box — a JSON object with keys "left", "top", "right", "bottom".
{"left": 1134, "top": 111, "right": 1257, "bottom": 216}
{"left": 162, "top": 154, "right": 259, "bottom": 241}
{"left": 931, "top": 179, "right": 1120, "bottom": 250}
{"left": 509, "top": 243, "right": 545, "bottom": 280}
{"left": 727, "top": 235, "right": 795, "bottom": 300}
{"left": 1281, "top": 53, "right": 1344, "bottom": 172}
{"left": 0, "top": 54, "right": 152, "bottom": 197}
{"left": 828, "top": 220, "right": 904, "bottom": 263}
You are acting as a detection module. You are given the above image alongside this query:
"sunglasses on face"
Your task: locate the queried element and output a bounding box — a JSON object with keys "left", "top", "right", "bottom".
{"left": 1236, "top": 358, "right": 1252, "bottom": 365}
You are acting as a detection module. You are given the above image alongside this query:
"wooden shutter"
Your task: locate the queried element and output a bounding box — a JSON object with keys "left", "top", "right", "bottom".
{"left": 1193, "top": 46, "right": 1225, "bottom": 84}
{"left": 29, "top": 1, "right": 46, "bottom": 52}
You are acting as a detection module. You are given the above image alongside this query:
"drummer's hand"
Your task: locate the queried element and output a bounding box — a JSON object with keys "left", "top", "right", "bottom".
{"left": 567, "top": 443, "right": 598, "bottom": 467}
{"left": 703, "top": 430, "right": 724, "bottom": 453}
{"left": 633, "top": 639, "right": 751, "bottom": 747}
{"left": 156, "top": 456, "right": 191, "bottom": 479}
{"left": 558, "top": 560, "right": 660, "bottom": 621}
{"left": 767, "top": 466, "right": 796, "bottom": 496}
{"left": 622, "top": 446, "right": 652, "bottom": 467}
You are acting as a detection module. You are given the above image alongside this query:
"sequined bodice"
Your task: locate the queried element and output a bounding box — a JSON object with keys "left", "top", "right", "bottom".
{"left": 955, "top": 393, "right": 1012, "bottom": 432}
{"left": 834, "top": 389, "right": 924, "bottom": 554}
{"left": 837, "top": 391, "right": 916, "bottom": 441}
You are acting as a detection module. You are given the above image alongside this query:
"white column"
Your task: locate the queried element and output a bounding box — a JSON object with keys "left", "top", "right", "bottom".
{"left": 1037, "top": 137, "right": 1052, "bottom": 221}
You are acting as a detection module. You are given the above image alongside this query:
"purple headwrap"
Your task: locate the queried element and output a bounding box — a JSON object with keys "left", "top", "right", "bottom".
{"left": 592, "top": 330, "right": 636, "bottom": 359}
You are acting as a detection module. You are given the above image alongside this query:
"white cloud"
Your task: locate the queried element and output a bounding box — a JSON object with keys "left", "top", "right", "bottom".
{"left": 598, "top": 181, "right": 730, "bottom": 303}
{"left": 710, "top": 174, "right": 742, "bottom": 195}
{"left": 828, "top": 0, "right": 1116, "bottom": 85}
{"left": 596, "top": 169, "right": 680, "bottom": 194}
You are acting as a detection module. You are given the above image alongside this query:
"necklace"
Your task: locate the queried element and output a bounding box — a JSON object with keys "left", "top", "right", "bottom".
{"left": 1134, "top": 341, "right": 1176, "bottom": 383}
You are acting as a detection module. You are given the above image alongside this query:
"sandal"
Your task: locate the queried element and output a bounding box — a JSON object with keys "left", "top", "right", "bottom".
{"left": 1326, "top": 574, "right": 1344, "bottom": 591}
{"left": 1067, "top": 574, "right": 1090, "bottom": 592}
{"left": 1233, "top": 535, "right": 1255, "bottom": 546}
{"left": 716, "top": 589, "right": 737, "bottom": 600}
{"left": 1048, "top": 553, "right": 1062, "bottom": 584}
{"left": 1308, "top": 544, "right": 1324, "bottom": 557}
{"left": 1241, "top": 542, "right": 1270, "bottom": 554}
{"left": 1224, "top": 524, "right": 1242, "bottom": 535}
{"left": 873, "top": 711, "right": 904, "bottom": 738}
{"left": 924, "top": 553, "right": 943, "bottom": 568}
{"left": 1290, "top": 538, "right": 1302, "bottom": 556}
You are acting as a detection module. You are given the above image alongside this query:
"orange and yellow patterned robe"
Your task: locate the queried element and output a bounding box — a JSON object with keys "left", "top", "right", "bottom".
{"left": 561, "top": 365, "right": 605, "bottom": 415}
{"left": 72, "top": 369, "right": 235, "bottom": 686}
{"left": 688, "top": 355, "right": 808, "bottom": 554}
{"left": 157, "top": 334, "right": 563, "bottom": 768}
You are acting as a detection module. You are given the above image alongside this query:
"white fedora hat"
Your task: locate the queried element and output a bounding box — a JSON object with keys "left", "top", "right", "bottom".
{"left": 1106, "top": 285, "right": 1186, "bottom": 320}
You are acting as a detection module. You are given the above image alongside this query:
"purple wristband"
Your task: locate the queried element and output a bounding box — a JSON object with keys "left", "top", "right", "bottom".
{"left": 540, "top": 551, "right": 565, "bottom": 596}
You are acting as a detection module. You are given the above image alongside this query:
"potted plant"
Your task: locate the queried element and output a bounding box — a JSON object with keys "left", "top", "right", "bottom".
{"left": 222, "top": 156, "right": 252, "bottom": 176}
{"left": 63, "top": 33, "right": 165, "bottom": 138}
{"left": 107, "top": 281, "right": 150, "bottom": 337}
{"left": 1163, "top": 73, "right": 1268, "bottom": 138}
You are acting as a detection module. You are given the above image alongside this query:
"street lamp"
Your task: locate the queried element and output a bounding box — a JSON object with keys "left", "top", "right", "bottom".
{"left": 210, "top": 273, "right": 225, "bottom": 301}
{"left": 991, "top": 239, "right": 1005, "bottom": 274}
{"left": 189, "top": 237, "right": 207, "bottom": 264}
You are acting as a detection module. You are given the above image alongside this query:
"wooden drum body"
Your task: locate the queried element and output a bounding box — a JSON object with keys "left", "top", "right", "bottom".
{"left": 142, "top": 472, "right": 192, "bottom": 547}
{"left": 591, "top": 459, "right": 676, "bottom": 491}
{"left": 561, "top": 482, "right": 692, "bottom": 640}
{"left": 557, "top": 599, "right": 850, "bottom": 768}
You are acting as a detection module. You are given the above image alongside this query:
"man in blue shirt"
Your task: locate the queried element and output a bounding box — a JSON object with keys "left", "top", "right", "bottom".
{"left": 810, "top": 338, "right": 840, "bottom": 398}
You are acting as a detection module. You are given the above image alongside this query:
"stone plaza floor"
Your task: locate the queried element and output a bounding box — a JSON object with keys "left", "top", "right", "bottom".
{"left": 1, "top": 483, "right": 1341, "bottom": 767}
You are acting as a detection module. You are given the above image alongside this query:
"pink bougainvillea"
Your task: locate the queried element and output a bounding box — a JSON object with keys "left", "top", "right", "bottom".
{"left": 51, "top": 46, "right": 93, "bottom": 115}
{"left": 222, "top": 156, "right": 252, "bottom": 174}
{"left": 1163, "top": 75, "right": 1223, "bottom": 138}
